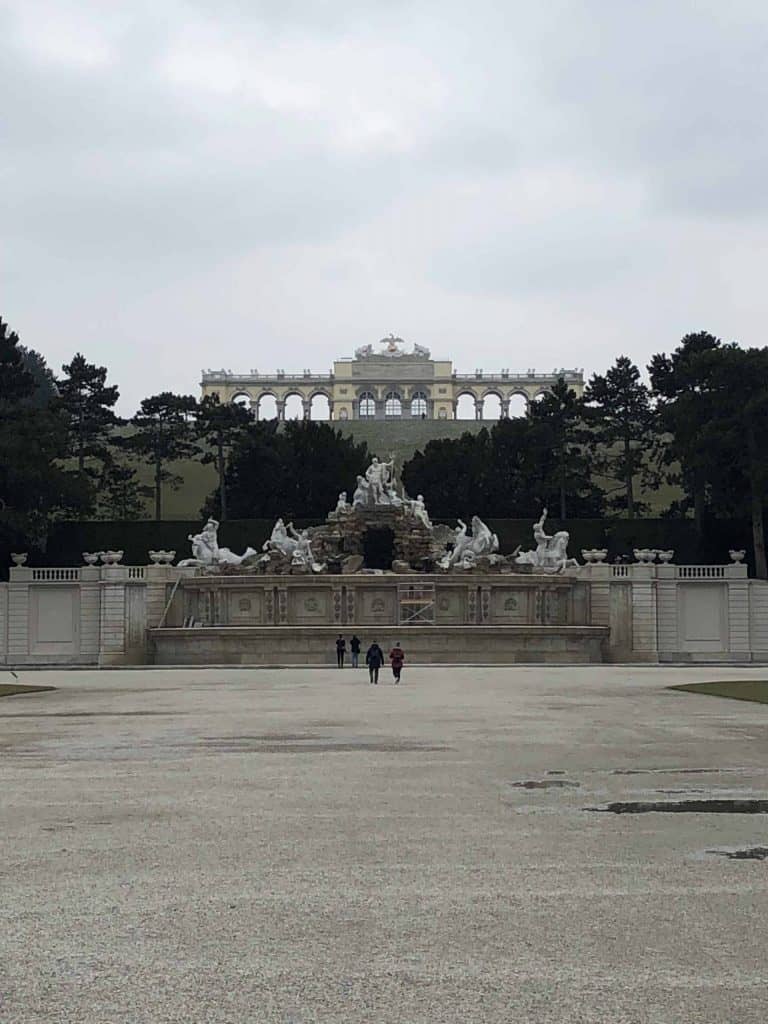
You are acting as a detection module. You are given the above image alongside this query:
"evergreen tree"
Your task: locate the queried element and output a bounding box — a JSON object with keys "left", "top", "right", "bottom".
{"left": 125, "top": 393, "right": 198, "bottom": 520}
{"left": 221, "top": 420, "right": 370, "bottom": 519}
{"left": 583, "top": 357, "right": 655, "bottom": 518}
{"left": 527, "top": 378, "right": 602, "bottom": 519}
{"left": 19, "top": 346, "right": 58, "bottom": 408}
{"left": 195, "top": 394, "right": 253, "bottom": 521}
{"left": 0, "top": 317, "right": 35, "bottom": 406}
{"left": 96, "top": 462, "right": 147, "bottom": 520}
{"left": 649, "top": 331, "right": 722, "bottom": 535}
{"left": 0, "top": 318, "right": 88, "bottom": 551}
{"left": 57, "top": 353, "right": 120, "bottom": 482}
{"left": 689, "top": 345, "right": 768, "bottom": 578}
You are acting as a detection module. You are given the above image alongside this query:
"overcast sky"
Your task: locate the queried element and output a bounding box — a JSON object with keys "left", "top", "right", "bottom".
{"left": 3, "top": 1, "right": 767, "bottom": 413}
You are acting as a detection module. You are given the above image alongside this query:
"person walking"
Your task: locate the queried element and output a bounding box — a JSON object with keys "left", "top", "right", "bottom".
{"left": 350, "top": 634, "right": 361, "bottom": 668}
{"left": 365, "top": 641, "right": 384, "bottom": 684}
{"left": 389, "top": 641, "right": 405, "bottom": 684}
{"left": 335, "top": 634, "right": 346, "bottom": 668}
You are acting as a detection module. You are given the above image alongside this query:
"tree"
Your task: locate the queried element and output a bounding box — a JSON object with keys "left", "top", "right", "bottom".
{"left": 96, "top": 461, "right": 147, "bottom": 520}
{"left": 124, "top": 393, "right": 198, "bottom": 520}
{"left": 583, "top": 357, "right": 656, "bottom": 518}
{"left": 195, "top": 394, "right": 253, "bottom": 521}
{"left": 690, "top": 345, "right": 768, "bottom": 578}
{"left": 57, "top": 353, "right": 120, "bottom": 482}
{"left": 401, "top": 412, "right": 602, "bottom": 521}
{"left": 221, "top": 420, "right": 370, "bottom": 519}
{"left": 0, "top": 318, "right": 88, "bottom": 552}
{"left": 0, "top": 317, "right": 34, "bottom": 406}
{"left": 19, "top": 346, "right": 58, "bottom": 408}
{"left": 402, "top": 429, "right": 491, "bottom": 518}
{"left": 527, "top": 378, "right": 601, "bottom": 519}
{"left": 649, "top": 332, "right": 722, "bottom": 535}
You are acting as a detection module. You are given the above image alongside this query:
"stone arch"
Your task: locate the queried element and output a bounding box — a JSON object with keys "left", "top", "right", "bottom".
{"left": 308, "top": 391, "right": 331, "bottom": 420}
{"left": 455, "top": 390, "right": 478, "bottom": 420}
{"left": 358, "top": 390, "right": 376, "bottom": 418}
{"left": 410, "top": 390, "right": 428, "bottom": 417}
{"left": 481, "top": 389, "right": 504, "bottom": 420}
{"left": 282, "top": 391, "right": 306, "bottom": 420}
{"left": 255, "top": 392, "right": 278, "bottom": 420}
{"left": 384, "top": 391, "right": 403, "bottom": 417}
{"left": 507, "top": 392, "right": 529, "bottom": 418}
{"left": 230, "top": 391, "right": 253, "bottom": 409}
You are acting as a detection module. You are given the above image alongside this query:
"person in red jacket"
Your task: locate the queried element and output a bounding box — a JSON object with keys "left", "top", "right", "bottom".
{"left": 388, "top": 641, "right": 405, "bottom": 684}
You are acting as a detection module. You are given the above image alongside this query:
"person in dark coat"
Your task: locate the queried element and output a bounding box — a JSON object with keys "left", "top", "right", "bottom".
{"left": 365, "top": 641, "right": 384, "bottom": 684}
{"left": 389, "top": 641, "right": 405, "bottom": 683}
{"left": 335, "top": 634, "right": 346, "bottom": 668}
{"left": 350, "top": 634, "right": 361, "bottom": 668}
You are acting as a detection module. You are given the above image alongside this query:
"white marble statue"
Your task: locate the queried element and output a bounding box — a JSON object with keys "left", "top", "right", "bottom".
{"left": 262, "top": 518, "right": 298, "bottom": 558}
{"left": 335, "top": 491, "right": 350, "bottom": 513}
{"left": 409, "top": 494, "right": 432, "bottom": 530}
{"left": 413, "top": 343, "right": 431, "bottom": 358}
{"left": 516, "top": 509, "right": 579, "bottom": 573}
{"left": 352, "top": 475, "right": 371, "bottom": 507}
{"left": 178, "top": 518, "right": 256, "bottom": 567}
{"left": 440, "top": 515, "right": 499, "bottom": 568}
{"left": 354, "top": 343, "right": 374, "bottom": 358}
{"left": 365, "top": 454, "right": 396, "bottom": 505}
{"left": 287, "top": 523, "right": 325, "bottom": 572}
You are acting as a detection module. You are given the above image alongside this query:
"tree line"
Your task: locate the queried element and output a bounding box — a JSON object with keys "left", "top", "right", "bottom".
{"left": 2, "top": 317, "right": 767, "bottom": 574}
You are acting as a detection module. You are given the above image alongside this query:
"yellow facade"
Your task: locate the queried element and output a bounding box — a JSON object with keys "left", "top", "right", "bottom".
{"left": 200, "top": 339, "right": 583, "bottom": 420}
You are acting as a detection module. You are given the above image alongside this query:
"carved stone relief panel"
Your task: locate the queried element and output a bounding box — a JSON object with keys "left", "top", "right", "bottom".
{"left": 490, "top": 588, "right": 531, "bottom": 624}
{"left": 228, "top": 590, "right": 263, "bottom": 624}
{"left": 288, "top": 588, "right": 332, "bottom": 623}
{"left": 435, "top": 588, "right": 466, "bottom": 624}
{"left": 359, "top": 588, "right": 397, "bottom": 624}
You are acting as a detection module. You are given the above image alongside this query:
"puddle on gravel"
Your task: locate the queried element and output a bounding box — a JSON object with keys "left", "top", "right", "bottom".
{"left": 707, "top": 847, "right": 768, "bottom": 860}
{"left": 0, "top": 711, "right": 186, "bottom": 719}
{"left": 184, "top": 736, "right": 451, "bottom": 754}
{"left": 510, "top": 779, "right": 581, "bottom": 789}
{"left": 613, "top": 768, "right": 746, "bottom": 776}
{"left": 588, "top": 799, "right": 768, "bottom": 814}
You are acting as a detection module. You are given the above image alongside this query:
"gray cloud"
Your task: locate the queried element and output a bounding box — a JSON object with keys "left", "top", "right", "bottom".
{"left": 2, "top": 1, "right": 768, "bottom": 412}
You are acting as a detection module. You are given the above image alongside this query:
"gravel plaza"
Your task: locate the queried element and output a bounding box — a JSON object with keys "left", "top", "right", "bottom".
{"left": 3, "top": 665, "right": 768, "bottom": 1023}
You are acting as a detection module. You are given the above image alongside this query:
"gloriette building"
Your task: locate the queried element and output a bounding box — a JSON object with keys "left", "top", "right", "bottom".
{"left": 200, "top": 334, "right": 583, "bottom": 420}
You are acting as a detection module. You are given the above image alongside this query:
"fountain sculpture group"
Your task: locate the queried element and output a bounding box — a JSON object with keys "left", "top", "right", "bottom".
{"left": 177, "top": 455, "right": 579, "bottom": 577}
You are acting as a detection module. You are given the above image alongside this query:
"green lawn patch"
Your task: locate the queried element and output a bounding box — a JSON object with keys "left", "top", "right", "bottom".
{"left": 0, "top": 684, "right": 56, "bottom": 698}
{"left": 669, "top": 680, "right": 768, "bottom": 705}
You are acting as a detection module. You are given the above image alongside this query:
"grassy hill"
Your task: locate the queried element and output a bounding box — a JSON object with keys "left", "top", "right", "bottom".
{"left": 94, "top": 419, "right": 682, "bottom": 521}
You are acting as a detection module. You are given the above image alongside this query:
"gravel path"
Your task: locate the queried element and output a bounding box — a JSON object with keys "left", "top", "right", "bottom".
{"left": 3, "top": 665, "right": 768, "bottom": 1023}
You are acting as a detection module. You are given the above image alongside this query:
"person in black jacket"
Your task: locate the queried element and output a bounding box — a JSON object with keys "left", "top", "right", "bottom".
{"left": 350, "top": 634, "right": 361, "bottom": 668}
{"left": 335, "top": 634, "right": 346, "bottom": 668}
{"left": 365, "top": 641, "right": 384, "bottom": 684}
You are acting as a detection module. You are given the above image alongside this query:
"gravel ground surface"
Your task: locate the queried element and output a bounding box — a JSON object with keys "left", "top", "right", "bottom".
{"left": 2, "top": 664, "right": 768, "bottom": 1023}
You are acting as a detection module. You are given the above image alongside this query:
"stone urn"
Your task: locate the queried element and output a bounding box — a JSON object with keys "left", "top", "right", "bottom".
{"left": 592, "top": 549, "right": 608, "bottom": 563}
{"left": 580, "top": 549, "right": 595, "bottom": 563}
{"left": 10, "top": 552, "right": 27, "bottom": 566}
{"left": 102, "top": 550, "right": 124, "bottom": 565}
{"left": 82, "top": 552, "right": 99, "bottom": 565}
{"left": 657, "top": 549, "right": 674, "bottom": 564}
{"left": 149, "top": 550, "right": 176, "bottom": 565}
{"left": 729, "top": 549, "right": 746, "bottom": 563}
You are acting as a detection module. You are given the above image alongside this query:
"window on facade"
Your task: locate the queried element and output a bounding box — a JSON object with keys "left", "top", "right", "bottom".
{"left": 384, "top": 392, "right": 402, "bottom": 417}
{"left": 359, "top": 392, "right": 376, "bottom": 417}
{"left": 410, "top": 391, "right": 428, "bottom": 417}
